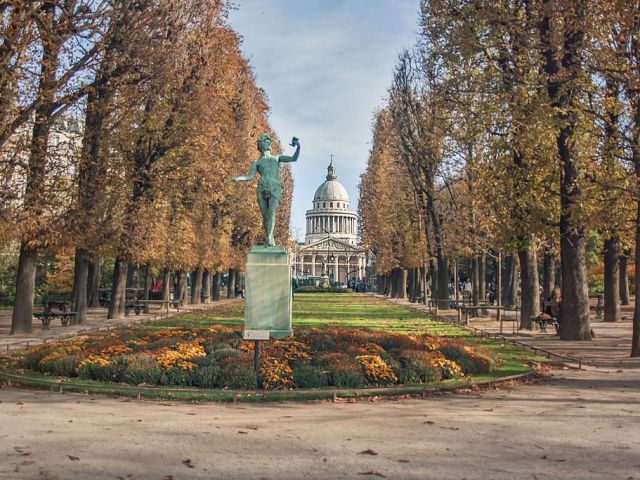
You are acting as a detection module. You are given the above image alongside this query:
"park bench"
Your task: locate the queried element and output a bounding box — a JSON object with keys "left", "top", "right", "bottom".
{"left": 124, "top": 302, "right": 145, "bottom": 315}
{"left": 33, "top": 309, "right": 77, "bottom": 329}
{"left": 532, "top": 300, "right": 560, "bottom": 333}
{"left": 532, "top": 314, "right": 559, "bottom": 333}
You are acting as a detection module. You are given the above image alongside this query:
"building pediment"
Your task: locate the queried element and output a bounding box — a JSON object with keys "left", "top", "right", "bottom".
{"left": 298, "top": 237, "right": 365, "bottom": 254}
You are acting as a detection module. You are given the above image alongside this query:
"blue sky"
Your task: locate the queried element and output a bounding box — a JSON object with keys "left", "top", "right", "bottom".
{"left": 229, "top": 0, "right": 419, "bottom": 241}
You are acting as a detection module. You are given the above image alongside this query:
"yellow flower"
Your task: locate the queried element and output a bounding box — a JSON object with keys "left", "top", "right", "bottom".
{"left": 156, "top": 340, "right": 206, "bottom": 371}
{"left": 79, "top": 355, "right": 109, "bottom": 368}
{"left": 356, "top": 355, "right": 397, "bottom": 384}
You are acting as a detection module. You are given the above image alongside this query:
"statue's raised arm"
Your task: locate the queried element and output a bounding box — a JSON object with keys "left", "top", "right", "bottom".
{"left": 230, "top": 133, "right": 299, "bottom": 246}
{"left": 278, "top": 137, "right": 300, "bottom": 163}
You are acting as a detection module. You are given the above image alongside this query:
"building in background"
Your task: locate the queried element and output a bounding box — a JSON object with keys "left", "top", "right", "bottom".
{"left": 293, "top": 161, "right": 367, "bottom": 285}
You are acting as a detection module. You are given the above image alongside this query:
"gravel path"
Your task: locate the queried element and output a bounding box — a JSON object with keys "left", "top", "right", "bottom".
{"left": 1, "top": 365, "right": 638, "bottom": 479}
{"left": 1, "top": 296, "right": 639, "bottom": 479}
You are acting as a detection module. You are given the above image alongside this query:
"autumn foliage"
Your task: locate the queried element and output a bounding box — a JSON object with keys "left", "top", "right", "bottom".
{"left": 0, "top": 1, "right": 293, "bottom": 332}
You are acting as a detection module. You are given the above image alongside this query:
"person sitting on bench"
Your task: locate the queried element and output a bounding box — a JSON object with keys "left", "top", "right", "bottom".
{"left": 535, "top": 286, "right": 561, "bottom": 333}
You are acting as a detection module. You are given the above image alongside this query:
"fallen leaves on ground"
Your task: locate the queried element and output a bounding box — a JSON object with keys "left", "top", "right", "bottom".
{"left": 182, "top": 459, "right": 195, "bottom": 468}
{"left": 68, "top": 455, "right": 80, "bottom": 461}
{"left": 359, "top": 449, "right": 378, "bottom": 456}
{"left": 14, "top": 446, "right": 31, "bottom": 456}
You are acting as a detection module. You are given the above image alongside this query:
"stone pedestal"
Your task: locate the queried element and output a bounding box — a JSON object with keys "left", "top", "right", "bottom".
{"left": 244, "top": 246, "right": 292, "bottom": 339}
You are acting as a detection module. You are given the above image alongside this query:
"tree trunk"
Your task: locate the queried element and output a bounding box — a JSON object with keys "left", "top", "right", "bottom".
{"left": 191, "top": 267, "right": 203, "bottom": 304}
{"left": 72, "top": 248, "right": 90, "bottom": 324}
{"left": 227, "top": 268, "right": 236, "bottom": 298}
{"left": 518, "top": 245, "right": 540, "bottom": 330}
{"left": 143, "top": 263, "right": 152, "bottom": 301}
{"left": 10, "top": 244, "right": 37, "bottom": 334}
{"left": 619, "top": 250, "right": 630, "bottom": 306}
{"left": 633, "top": 200, "right": 640, "bottom": 356}
{"left": 560, "top": 233, "right": 591, "bottom": 340}
{"left": 435, "top": 252, "right": 449, "bottom": 308}
{"left": 87, "top": 256, "right": 101, "bottom": 308}
{"left": 203, "top": 270, "right": 211, "bottom": 303}
{"left": 212, "top": 272, "right": 221, "bottom": 301}
{"left": 162, "top": 269, "right": 170, "bottom": 302}
{"left": 604, "top": 236, "right": 621, "bottom": 322}
{"left": 107, "top": 258, "right": 128, "bottom": 319}
{"left": 428, "top": 260, "right": 437, "bottom": 303}
{"left": 502, "top": 254, "right": 517, "bottom": 308}
{"left": 397, "top": 269, "right": 407, "bottom": 300}
{"left": 479, "top": 253, "right": 486, "bottom": 302}
{"left": 390, "top": 269, "right": 399, "bottom": 298}
{"left": 126, "top": 264, "right": 137, "bottom": 292}
{"left": 236, "top": 271, "right": 244, "bottom": 297}
{"left": 176, "top": 270, "right": 188, "bottom": 304}
{"left": 142, "top": 263, "right": 152, "bottom": 313}
{"left": 543, "top": 248, "right": 556, "bottom": 302}
{"left": 410, "top": 267, "right": 420, "bottom": 303}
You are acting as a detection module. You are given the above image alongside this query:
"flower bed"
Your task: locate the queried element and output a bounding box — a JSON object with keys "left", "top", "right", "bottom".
{"left": 16, "top": 326, "right": 500, "bottom": 390}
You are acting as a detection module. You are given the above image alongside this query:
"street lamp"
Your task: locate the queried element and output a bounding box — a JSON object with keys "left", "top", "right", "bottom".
{"left": 321, "top": 227, "right": 334, "bottom": 286}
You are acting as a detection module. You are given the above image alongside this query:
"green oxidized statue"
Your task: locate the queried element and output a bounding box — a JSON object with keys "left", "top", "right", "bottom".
{"left": 232, "top": 133, "right": 300, "bottom": 246}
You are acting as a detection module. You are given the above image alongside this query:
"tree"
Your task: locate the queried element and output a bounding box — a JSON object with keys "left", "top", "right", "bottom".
{"left": 11, "top": 1, "right": 106, "bottom": 334}
{"left": 389, "top": 51, "right": 449, "bottom": 305}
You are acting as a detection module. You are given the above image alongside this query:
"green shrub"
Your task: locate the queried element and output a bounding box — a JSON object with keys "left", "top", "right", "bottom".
{"left": 40, "top": 356, "right": 80, "bottom": 377}
{"left": 79, "top": 357, "right": 128, "bottom": 382}
{"left": 193, "top": 365, "right": 221, "bottom": 388}
{"left": 395, "top": 350, "right": 443, "bottom": 384}
{"left": 328, "top": 362, "right": 366, "bottom": 388}
{"left": 438, "top": 343, "right": 498, "bottom": 375}
{"left": 209, "top": 348, "right": 242, "bottom": 364}
{"left": 395, "top": 362, "right": 441, "bottom": 384}
{"left": 161, "top": 367, "right": 198, "bottom": 387}
{"left": 292, "top": 363, "right": 329, "bottom": 388}
{"left": 23, "top": 349, "right": 50, "bottom": 371}
{"left": 219, "top": 362, "right": 257, "bottom": 389}
{"left": 204, "top": 342, "right": 234, "bottom": 355}
{"left": 122, "top": 355, "right": 163, "bottom": 385}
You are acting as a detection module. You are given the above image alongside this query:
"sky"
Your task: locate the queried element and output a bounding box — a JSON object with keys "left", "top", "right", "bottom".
{"left": 228, "top": 0, "right": 420, "bottom": 241}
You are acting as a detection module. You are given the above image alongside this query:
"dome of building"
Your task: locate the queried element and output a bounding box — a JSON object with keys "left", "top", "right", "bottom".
{"left": 313, "top": 162, "right": 350, "bottom": 203}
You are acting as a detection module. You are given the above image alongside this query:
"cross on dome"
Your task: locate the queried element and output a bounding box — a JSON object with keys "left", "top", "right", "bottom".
{"left": 326, "top": 155, "right": 337, "bottom": 181}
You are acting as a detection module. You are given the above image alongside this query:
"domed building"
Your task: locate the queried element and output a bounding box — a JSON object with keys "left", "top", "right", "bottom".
{"left": 294, "top": 161, "right": 367, "bottom": 285}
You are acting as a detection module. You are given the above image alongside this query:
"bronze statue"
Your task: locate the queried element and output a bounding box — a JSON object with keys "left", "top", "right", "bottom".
{"left": 232, "top": 133, "right": 300, "bottom": 246}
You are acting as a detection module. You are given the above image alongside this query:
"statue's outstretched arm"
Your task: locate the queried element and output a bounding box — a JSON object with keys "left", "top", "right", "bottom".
{"left": 232, "top": 161, "right": 258, "bottom": 182}
{"left": 278, "top": 137, "right": 300, "bottom": 163}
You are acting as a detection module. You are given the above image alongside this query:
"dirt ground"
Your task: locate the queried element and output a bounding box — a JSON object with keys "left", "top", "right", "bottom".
{"left": 1, "top": 297, "right": 639, "bottom": 479}
{"left": 1, "top": 364, "right": 639, "bottom": 480}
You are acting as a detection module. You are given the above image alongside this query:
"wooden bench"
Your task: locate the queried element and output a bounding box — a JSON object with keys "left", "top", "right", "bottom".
{"left": 34, "top": 311, "right": 77, "bottom": 329}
